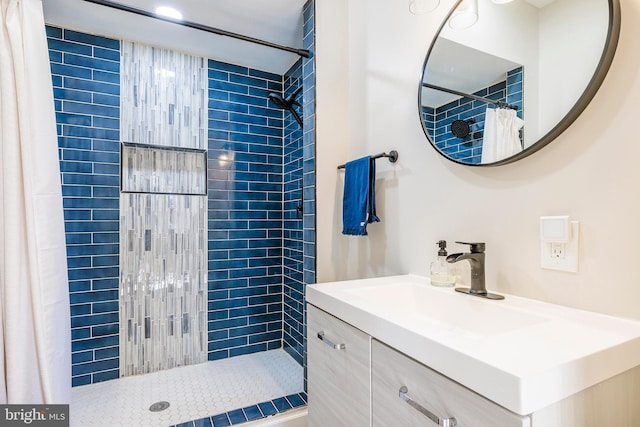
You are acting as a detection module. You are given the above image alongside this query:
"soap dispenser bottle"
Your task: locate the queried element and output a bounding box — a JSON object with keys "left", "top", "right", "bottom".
{"left": 430, "top": 240, "right": 456, "bottom": 287}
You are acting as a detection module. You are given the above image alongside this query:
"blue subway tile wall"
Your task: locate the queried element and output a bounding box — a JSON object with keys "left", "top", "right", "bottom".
{"left": 169, "top": 392, "right": 307, "bottom": 427}
{"left": 207, "top": 59, "right": 285, "bottom": 360}
{"left": 301, "top": 0, "right": 316, "bottom": 391}
{"left": 50, "top": 13, "right": 316, "bottom": 387}
{"left": 282, "top": 58, "right": 305, "bottom": 366}
{"left": 424, "top": 66, "right": 524, "bottom": 164}
{"left": 47, "top": 25, "right": 121, "bottom": 386}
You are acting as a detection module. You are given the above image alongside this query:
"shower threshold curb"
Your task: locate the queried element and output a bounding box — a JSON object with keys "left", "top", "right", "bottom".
{"left": 170, "top": 392, "right": 307, "bottom": 427}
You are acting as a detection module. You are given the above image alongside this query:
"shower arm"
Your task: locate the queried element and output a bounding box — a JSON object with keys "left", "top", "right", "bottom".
{"left": 82, "top": 0, "right": 311, "bottom": 59}
{"left": 289, "top": 108, "right": 303, "bottom": 129}
{"left": 289, "top": 86, "right": 303, "bottom": 108}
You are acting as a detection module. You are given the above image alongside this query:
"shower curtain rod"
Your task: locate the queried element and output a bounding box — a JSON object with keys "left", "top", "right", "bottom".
{"left": 423, "top": 82, "right": 518, "bottom": 110}
{"left": 82, "top": 0, "right": 311, "bottom": 58}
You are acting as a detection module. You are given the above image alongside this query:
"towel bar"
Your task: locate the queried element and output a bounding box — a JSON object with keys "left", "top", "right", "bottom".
{"left": 337, "top": 150, "right": 398, "bottom": 169}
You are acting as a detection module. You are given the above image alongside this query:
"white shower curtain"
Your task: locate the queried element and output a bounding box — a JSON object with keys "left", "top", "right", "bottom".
{"left": 481, "top": 107, "right": 524, "bottom": 163}
{"left": 0, "top": 0, "right": 71, "bottom": 404}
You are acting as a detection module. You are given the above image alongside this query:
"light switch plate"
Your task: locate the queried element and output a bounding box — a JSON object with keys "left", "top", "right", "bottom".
{"left": 541, "top": 221, "right": 579, "bottom": 272}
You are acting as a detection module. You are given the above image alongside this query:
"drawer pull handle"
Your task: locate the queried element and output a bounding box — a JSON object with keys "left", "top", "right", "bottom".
{"left": 317, "top": 331, "right": 346, "bottom": 350}
{"left": 399, "top": 386, "right": 457, "bottom": 427}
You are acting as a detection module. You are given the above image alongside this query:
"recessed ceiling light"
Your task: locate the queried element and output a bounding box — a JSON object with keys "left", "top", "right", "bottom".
{"left": 154, "top": 6, "right": 183, "bottom": 20}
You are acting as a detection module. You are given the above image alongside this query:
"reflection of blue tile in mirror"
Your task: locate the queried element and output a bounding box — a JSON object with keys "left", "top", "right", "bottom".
{"left": 424, "top": 66, "right": 523, "bottom": 164}
{"left": 121, "top": 144, "right": 206, "bottom": 195}
{"left": 506, "top": 67, "right": 524, "bottom": 113}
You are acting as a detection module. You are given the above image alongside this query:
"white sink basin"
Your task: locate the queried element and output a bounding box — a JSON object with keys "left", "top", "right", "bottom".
{"left": 307, "top": 274, "right": 640, "bottom": 415}
{"left": 345, "top": 281, "right": 548, "bottom": 338}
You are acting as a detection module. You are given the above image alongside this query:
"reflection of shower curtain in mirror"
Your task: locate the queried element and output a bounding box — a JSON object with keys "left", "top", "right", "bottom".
{"left": 481, "top": 107, "right": 524, "bottom": 163}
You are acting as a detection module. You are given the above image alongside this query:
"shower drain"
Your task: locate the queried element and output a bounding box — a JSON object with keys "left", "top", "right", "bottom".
{"left": 149, "top": 401, "right": 170, "bottom": 412}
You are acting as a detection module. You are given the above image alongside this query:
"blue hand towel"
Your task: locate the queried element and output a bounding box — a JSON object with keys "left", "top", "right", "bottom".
{"left": 342, "top": 156, "right": 380, "bottom": 236}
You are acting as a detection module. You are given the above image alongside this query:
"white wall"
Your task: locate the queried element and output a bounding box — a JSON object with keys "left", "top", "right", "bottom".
{"left": 441, "top": 0, "right": 540, "bottom": 147}
{"left": 316, "top": 0, "right": 640, "bottom": 320}
{"left": 538, "top": 0, "right": 609, "bottom": 136}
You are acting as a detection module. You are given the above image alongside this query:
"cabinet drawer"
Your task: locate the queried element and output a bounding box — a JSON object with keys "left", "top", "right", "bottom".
{"left": 372, "top": 339, "right": 530, "bottom": 427}
{"left": 307, "top": 304, "right": 370, "bottom": 427}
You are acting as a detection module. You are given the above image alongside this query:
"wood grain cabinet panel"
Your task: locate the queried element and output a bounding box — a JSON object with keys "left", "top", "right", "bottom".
{"left": 372, "top": 339, "right": 530, "bottom": 427}
{"left": 307, "top": 304, "right": 371, "bottom": 427}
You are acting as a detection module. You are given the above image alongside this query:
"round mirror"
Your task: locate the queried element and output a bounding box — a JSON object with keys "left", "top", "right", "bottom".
{"left": 419, "top": 0, "right": 620, "bottom": 166}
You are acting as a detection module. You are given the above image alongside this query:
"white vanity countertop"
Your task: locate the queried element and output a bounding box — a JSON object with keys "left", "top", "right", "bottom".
{"left": 306, "top": 274, "right": 640, "bottom": 415}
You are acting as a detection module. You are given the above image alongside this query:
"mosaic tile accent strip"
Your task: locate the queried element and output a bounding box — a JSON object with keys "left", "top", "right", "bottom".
{"left": 47, "top": 25, "right": 122, "bottom": 387}
{"left": 120, "top": 41, "right": 209, "bottom": 376}
{"left": 120, "top": 193, "right": 207, "bottom": 375}
{"left": 121, "top": 143, "right": 207, "bottom": 195}
{"left": 70, "top": 349, "right": 303, "bottom": 427}
{"left": 121, "top": 42, "right": 207, "bottom": 149}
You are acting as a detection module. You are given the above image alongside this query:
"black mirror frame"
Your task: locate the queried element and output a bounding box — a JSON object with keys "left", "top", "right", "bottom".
{"left": 418, "top": 0, "right": 621, "bottom": 167}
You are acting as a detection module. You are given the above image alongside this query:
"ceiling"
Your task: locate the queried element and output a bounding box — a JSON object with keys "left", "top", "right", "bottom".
{"left": 42, "top": 0, "right": 557, "bottom": 77}
{"left": 422, "top": 0, "right": 560, "bottom": 107}
{"left": 42, "top": 0, "right": 306, "bottom": 74}
{"left": 422, "top": 38, "right": 521, "bottom": 108}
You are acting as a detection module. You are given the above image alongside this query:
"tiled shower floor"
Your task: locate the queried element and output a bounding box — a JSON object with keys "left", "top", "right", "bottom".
{"left": 70, "top": 349, "right": 304, "bottom": 427}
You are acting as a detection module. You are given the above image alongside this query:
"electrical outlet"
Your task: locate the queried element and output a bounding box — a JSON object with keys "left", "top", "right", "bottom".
{"left": 541, "top": 221, "right": 579, "bottom": 273}
{"left": 551, "top": 243, "right": 565, "bottom": 259}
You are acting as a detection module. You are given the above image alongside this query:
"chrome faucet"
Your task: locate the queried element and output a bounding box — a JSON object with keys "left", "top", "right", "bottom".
{"left": 446, "top": 242, "right": 504, "bottom": 300}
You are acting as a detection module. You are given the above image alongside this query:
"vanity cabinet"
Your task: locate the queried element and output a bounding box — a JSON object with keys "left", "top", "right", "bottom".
{"left": 307, "top": 304, "right": 370, "bottom": 427}
{"left": 307, "top": 304, "right": 526, "bottom": 427}
{"left": 371, "top": 340, "right": 529, "bottom": 427}
{"left": 308, "top": 302, "right": 640, "bottom": 427}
